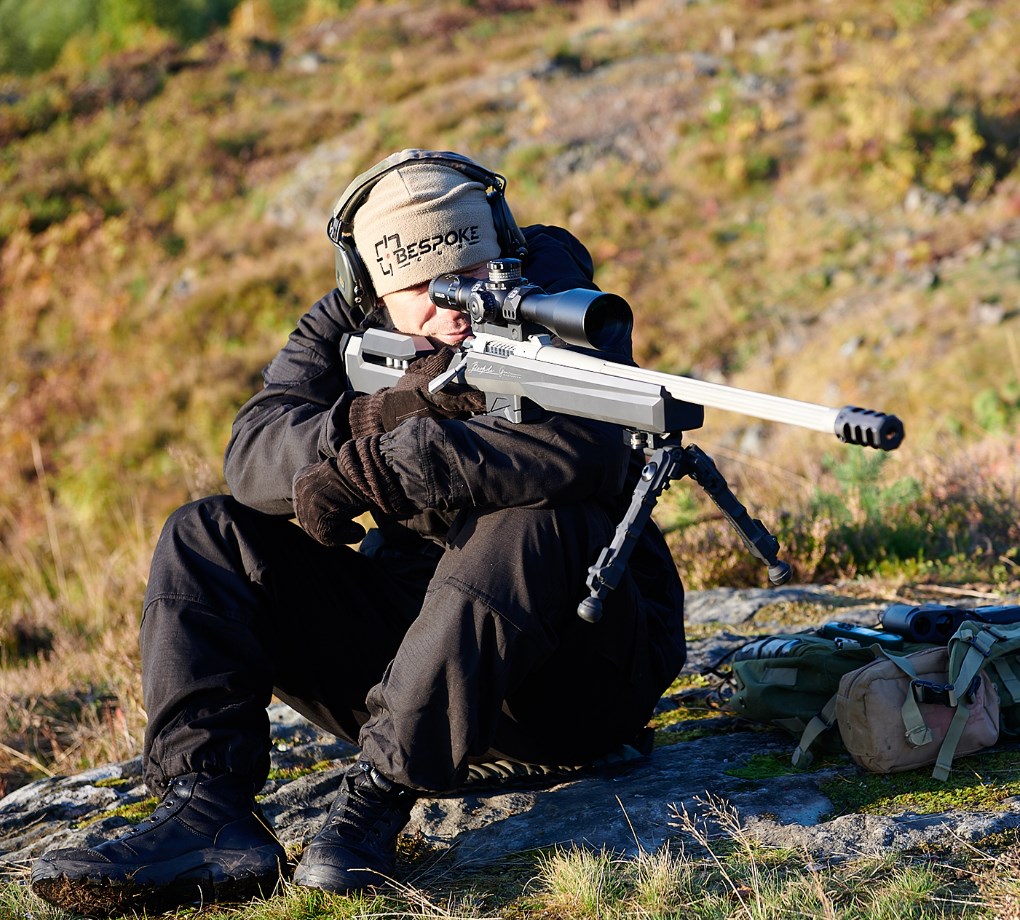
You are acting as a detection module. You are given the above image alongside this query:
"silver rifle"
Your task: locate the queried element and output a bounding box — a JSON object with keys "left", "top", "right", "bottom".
{"left": 342, "top": 259, "right": 904, "bottom": 622}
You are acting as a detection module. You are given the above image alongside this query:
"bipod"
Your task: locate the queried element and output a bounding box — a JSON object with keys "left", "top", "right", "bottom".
{"left": 577, "top": 435, "right": 791, "bottom": 623}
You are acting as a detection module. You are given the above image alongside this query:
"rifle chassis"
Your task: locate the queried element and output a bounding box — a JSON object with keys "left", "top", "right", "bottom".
{"left": 342, "top": 259, "right": 904, "bottom": 621}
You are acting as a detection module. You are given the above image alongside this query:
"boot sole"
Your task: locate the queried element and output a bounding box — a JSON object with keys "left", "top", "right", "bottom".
{"left": 291, "top": 860, "right": 389, "bottom": 895}
{"left": 31, "top": 846, "right": 285, "bottom": 917}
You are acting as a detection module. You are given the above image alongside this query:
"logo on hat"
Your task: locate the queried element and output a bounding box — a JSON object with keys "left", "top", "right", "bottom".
{"left": 373, "top": 226, "right": 483, "bottom": 279}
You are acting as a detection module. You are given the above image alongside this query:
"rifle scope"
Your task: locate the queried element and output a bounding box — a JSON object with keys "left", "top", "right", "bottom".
{"left": 429, "top": 259, "right": 633, "bottom": 353}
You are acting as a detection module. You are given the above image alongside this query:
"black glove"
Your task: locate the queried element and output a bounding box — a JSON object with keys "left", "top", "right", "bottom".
{"left": 348, "top": 346, "right": 487, "bottom": 436}
{"left": 293, "top": 436, "right": 417, "bottom": 546}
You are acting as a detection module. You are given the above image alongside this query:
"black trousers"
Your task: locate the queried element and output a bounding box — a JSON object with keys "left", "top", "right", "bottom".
{"left": 139, "top": 496, "right": 686, "bottom": 795}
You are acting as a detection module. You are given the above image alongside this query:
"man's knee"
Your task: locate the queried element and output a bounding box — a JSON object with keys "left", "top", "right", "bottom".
{"left": 145, "top": 496, "right": 288, "bottom": 613}
{"left": 148, "top": 498, "right": 255, "bottom": 588}
{"left": 441, "top": 505, "right": 609, "bottom": 597}
{"left": 156, "top": 495, "right": 254, "bottom": 550}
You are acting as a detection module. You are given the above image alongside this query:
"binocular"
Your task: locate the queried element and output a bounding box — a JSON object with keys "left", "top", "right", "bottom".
{"left": 881, "top": 603, "right": 1020, "bottom": 644}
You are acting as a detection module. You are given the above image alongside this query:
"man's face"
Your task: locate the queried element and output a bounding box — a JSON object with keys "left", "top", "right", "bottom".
{"left": 381, "top": 262, "right": 489, "bottom": 346}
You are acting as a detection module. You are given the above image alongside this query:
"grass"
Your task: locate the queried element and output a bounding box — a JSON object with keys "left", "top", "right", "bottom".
{"left": 664, "top": 431, "right": 1020, "bottom": 590}
{"left": 2, "top": 0, "right": 1020, "bottom": 915}
{"left": 7, "top": 793, "right": 1017, "bottom": 918}
{"left": 821, "top": 751, "right": 1020, "bottom": 819}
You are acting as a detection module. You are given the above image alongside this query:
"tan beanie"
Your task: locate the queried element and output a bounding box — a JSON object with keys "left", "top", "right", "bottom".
{"left": 352, "top": 163, "right": 501, "bottom": 298}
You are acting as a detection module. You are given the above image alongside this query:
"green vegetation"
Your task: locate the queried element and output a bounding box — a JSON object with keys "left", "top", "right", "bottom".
{"left": 512, "top": 794, "right": 1008, "bottom": 919}
{"left": 0, "top": 0, "right": 361, "bottom": 74}
{"left": 265, "top": 760, "right": 336, "bottom": 782}
{"left": 2, "top": 0, "right": 1020, "bottom": 915}
{"left": 9, "top": 796, "right": 1020, "bottom": 918}
{"left": 822, "top": 751, "right": 1020, "bottom": 818}
{"left": 76, "top": 794, "right": 159, "bottom": 828}
{"left": 723, "top": 752, "right": 805, "bottom": 781}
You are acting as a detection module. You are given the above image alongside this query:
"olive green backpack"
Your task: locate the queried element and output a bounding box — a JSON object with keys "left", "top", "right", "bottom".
{"left": 722, "top": 633, "right": 919, "bottom": 761}
{"left": 724, "top": 620, "right": 1020, "bottom": 779}
{"left": 940, "top": 619, "right": 1020, "bottom": 769}
{"left": 723, "top": 631, "right": 936, "bottom": 765}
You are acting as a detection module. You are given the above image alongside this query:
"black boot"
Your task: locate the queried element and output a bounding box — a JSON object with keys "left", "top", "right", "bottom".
{"left": 30, "top": 771, "right": 285, "bottom": 917}
{"left": 292, "top": 759, "right": 416, "bottom": 894}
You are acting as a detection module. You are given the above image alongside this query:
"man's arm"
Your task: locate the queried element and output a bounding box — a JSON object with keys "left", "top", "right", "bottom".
{"left": 293, "top": 410, "right": 633, "bottom": 547}
{"left": 223, "top": 290, "right": 358, "bottom": 515}
{"left": 224, "top": 225, "right": 601, "bottom": 516}
{"left": 379, "top": 412, "right": 630, "bottom": 513}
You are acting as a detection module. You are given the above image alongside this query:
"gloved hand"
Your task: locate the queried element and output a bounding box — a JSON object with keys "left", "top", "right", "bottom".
{"left": 293, "top": 458, "right": 370, "bottom": 546}
{"left": 348, "top": 346, "right": 487, "bottom": 436}
{"left": 293, "top": 436, "right": 417, "bottom": 546}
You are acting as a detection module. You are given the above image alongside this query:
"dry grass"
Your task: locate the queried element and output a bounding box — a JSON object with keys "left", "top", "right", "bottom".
{"left": 0, "top": 488, "right": 153, "bottom": 795}
{"left": 660, "top": 426, "right": 1020, "bottom": 591}
{"left": 1, "top": 0, "right": 1019, "bottom": 893}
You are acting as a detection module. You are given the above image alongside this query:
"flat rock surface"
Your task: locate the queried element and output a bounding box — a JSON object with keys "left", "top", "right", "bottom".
{"left": 3, "top": 586, "right": 1018, "bottom": 881}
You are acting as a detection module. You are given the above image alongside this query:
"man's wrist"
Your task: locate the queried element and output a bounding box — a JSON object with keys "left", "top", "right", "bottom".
{"left": 338, "top": 435, "right": 416, "bottom": 517}
{"left": 348, "top": 391, "right": 388, "bottom": 438}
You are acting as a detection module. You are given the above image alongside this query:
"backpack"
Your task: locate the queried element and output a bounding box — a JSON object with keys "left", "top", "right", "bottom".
{"left": 723, "top": 617, "right": 1020, "bottom": 780}
{"left": 940, "top": 619, "right": 1020, "bottom": 770}
{"left": 835, "top": 644, "right": 999, "bottom": 778}
{"left": 723, "top": 632, "right": 934, "bottom": 762}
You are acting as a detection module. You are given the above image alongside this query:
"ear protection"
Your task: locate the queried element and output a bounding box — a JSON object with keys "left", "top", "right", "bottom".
{"left": 326, "top": 149, "right": 528, "bottom": 319}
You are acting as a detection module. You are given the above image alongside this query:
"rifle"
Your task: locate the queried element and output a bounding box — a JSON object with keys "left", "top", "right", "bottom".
{"left": 343, "top": 259, "right": 905, "bottom": 623}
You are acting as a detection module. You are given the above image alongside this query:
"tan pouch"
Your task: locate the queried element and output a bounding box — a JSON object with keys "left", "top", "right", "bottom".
{"left": 836, "top": 646, "right": 999, "bottom": 774}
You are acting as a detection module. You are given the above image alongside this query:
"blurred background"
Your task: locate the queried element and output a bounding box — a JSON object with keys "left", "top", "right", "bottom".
{"left": 1, "top": 0, "right": 1018, "bottom": 795}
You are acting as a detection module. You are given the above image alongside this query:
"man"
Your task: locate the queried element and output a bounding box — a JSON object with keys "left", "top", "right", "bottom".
{"left": 31, "top": 149, "right": 687, "bottom": 915}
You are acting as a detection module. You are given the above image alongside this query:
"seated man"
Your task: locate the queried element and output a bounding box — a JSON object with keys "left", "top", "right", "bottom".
{"left": 31, "top": 149, "right": 687, "bottom": 916}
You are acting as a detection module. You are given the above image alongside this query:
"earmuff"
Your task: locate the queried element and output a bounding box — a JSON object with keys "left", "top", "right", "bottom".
{"left": 326, "top": 149, "right": 528, "bottom": 320}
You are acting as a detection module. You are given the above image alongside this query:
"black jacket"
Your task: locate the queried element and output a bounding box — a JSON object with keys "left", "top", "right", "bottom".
{"left": 224, "top": 225, "right": 634, "bottom": 537}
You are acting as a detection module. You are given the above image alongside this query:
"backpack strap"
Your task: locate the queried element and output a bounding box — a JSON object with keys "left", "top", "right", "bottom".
{"left": 933, "top": 623, "right": 1003, "bottom": 780}
{"left": 875, "top": 648, "right": 935, "bottom": 747}
{"left": 990, "top": 657, "right": 1020, "bottom": 706}
{"left": 792, "top": 693, "right": 838, "bottom": 768}
{"left": 793, "top": 647, "right": 944, "bottom": 769}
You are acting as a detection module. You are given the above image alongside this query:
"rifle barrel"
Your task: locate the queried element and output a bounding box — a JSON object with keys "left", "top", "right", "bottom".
{"left": 623, "top": 364, "right": 903, "bottom": 449}
{"left": 626, "top": 365, "right": 840, "bottom": 433}
{"left": 470, "top": 335, "right": 903, "bottom": 450}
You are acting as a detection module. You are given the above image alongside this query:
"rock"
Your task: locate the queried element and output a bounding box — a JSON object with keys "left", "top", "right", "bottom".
{"left": 0, "top": 762, "right": 147, "bottom": 872}
{"left": 4, "top": 587, "right": 1019, "bottom": 883}
{"left": 683, "top": 585, "right": 835, "bottom": 626}
{"left": 6, "top": 718, "right": 1018, "bottom": 878}
{"left": 972, "top": 300, "right": 1007, "bottom": 326}
{"left": 748, "top": 808, "right": 1020, "bottom": 858}
{"left": 263, "top": 139, "right": 355, "bottom": 232}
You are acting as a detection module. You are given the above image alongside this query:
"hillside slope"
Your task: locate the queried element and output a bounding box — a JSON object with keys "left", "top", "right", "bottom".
{"left": 1, "top": 0, "right": 1019, "bottom": 789}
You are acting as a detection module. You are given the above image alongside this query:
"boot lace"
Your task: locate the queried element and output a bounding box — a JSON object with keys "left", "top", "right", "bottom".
{"left": 125, "top": 776, "right": 189, "bottom": 836}
{"left": 328, "top": 763, "right": 410, "bottom": 839}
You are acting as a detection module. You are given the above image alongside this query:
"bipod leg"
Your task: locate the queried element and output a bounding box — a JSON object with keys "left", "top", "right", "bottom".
{"left": 683, "top": 444, "right": 791, "bottom": 586}
{"left": 578, "top": 443, "right": 687, "bottom": 623}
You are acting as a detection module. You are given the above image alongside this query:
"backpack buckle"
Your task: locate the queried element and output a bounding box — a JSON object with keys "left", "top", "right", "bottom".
{"left": 911, "top": 679, "right": 953, "bottom": 706}
{"left": 911, "top": 676, "right": 980, "bottom": 707}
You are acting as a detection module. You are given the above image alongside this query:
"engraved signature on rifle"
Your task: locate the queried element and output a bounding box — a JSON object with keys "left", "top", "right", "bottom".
{"left": 467, "top": 361, "right": 523, "bottom": 380}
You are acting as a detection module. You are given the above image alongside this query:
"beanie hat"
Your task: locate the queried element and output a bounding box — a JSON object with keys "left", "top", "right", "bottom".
{"left": 352, "top": 163, "right": 501, "bottom": 299}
